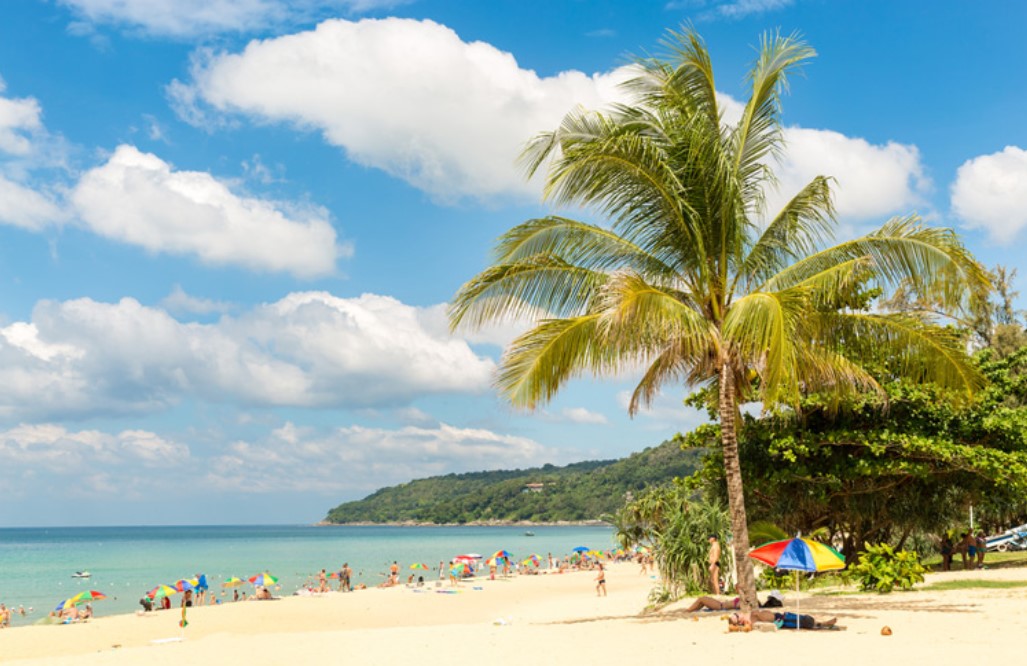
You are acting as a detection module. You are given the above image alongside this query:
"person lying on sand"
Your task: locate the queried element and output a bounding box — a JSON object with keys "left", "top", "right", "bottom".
{"left": 727, "top": 610, "right": 837, "bottom": 631}
{"left": 686, "top": 592, "right": 783, "bottom": 612}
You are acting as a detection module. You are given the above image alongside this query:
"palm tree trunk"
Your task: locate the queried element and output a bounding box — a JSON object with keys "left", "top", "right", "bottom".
{"left": 718, "top": 361, "right": 759, "bottom": 611}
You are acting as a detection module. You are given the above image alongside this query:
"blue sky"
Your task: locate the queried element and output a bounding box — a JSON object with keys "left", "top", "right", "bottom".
{"left": 0, "top": 0, "right": 1024, "bottom": 526}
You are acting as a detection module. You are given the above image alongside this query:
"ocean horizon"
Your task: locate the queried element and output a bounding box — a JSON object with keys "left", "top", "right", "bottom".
{"left": 0, "top": 524, "right": 617, "bottom": 622}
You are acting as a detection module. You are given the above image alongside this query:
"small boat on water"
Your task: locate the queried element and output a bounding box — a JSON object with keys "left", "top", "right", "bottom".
{"left": 524, "top": 531, "right": 535, "bottom": 537}
{"left": 72, "top": 571, "right": 91, "bottom": 578}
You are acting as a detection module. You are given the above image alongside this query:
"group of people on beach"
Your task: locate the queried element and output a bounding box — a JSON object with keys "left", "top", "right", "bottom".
{"left": 939, "top": 530, "right": 988, "bottom": 571}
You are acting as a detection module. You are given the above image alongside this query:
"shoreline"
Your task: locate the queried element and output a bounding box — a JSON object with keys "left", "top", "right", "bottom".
{"left": 313, "top": 520, "right": 612, "bottom": 527}
{"left": 3, "top": 562, "right": 1026, "bottom": 664}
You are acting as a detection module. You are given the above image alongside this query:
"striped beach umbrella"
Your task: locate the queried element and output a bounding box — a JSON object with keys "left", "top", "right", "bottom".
{"left": 249, "top": 573, "right": 279, "bottom": 586}
{"left": 221, "top": 577, "right": 245, "bottom": 587}
{"left": 147, "top": 584, "right": 178, "bottom": 599}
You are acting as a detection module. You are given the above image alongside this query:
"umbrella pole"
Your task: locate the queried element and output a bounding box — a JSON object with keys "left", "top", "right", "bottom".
{"left": 795, "top": 572, "right": 800, "bottom": 632}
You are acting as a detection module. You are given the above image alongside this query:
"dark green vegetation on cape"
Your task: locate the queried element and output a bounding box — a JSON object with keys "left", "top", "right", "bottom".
{"left": 324, "top": 439, "right": 702, "bottom": 524}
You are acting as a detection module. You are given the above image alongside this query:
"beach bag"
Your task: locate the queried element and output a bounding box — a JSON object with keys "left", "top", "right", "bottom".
{"left": 776, "top": 612, "right": 814, "bottom": 629}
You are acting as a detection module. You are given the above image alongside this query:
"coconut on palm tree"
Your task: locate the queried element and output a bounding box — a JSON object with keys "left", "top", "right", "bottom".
{"left": 449, "top": 28, "right": 989, "bottom": 610}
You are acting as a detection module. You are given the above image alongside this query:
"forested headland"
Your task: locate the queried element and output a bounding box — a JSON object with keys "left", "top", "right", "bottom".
{"left": 323, "top": 438, "right": 703, "bottom": 524}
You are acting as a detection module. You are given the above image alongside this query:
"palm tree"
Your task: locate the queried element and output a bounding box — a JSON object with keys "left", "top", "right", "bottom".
{"left": 448, "top": 28, "right": 989, "bottom": 610}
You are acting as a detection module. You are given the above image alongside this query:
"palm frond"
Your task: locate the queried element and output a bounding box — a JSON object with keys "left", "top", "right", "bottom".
{"left": 737, "top": 175, "right": 835, "bottom": 292}
{"left": 448, "top": 256, "right": 604, "bottom": 331}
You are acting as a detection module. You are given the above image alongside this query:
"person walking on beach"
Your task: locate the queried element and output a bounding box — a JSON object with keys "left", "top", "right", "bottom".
{"left": 976, "top": 531, "right": 987, "bottom": 569}
{"left": 708, "top": 535, "right": 722, "bottom": 595}
{"left": 595, "top": 563, "right": 606, "bottom": 597}
{"left": 195, "top": 573, "right": 208, "bottom": 605}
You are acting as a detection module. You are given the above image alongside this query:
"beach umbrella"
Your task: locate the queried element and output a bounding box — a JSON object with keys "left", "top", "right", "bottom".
{"left": 749, "top": 537, "right": 845, "bottom": 573}
{"left": 54, "top": 597, "right": 76, "bottom": 612}
{"left": 492, "top": 549, "right": 513, "bottom": 560}
{"left": 173, "top": 579, "right": 195, "bottom": 592}
{"left": 221, "top": 577, "right": 245, "bottom": 588}
{"left": 147, "top": 584, "right": 178, "bottom": 599}
{"left": 749, "top": 536, "right": 845, "bottom": 630}
{"left": 249, "top": 573, "right": 279, "bottom": 586}
{"left": 521, "top": 555, "right": 540, "bottom": 567}
{"left": 457, "top": 553, "right": 483, "bottom": 559}
{"left": 572, "top": 546, "right": 589, "bottom": 553}
{"left": 69, "top": 590, "right": 107, "bottom": 604}
{"left": 409, "top": 563, "right": 430, "bottom": 570}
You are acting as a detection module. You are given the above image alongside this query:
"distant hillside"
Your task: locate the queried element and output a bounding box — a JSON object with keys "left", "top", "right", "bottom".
{"left": 323, "top": 439, "right": 703, "bottom": 524}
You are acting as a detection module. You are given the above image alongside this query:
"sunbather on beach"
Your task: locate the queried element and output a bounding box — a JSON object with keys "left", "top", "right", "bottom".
{"left": 686, "top": 591, "right": 783, "bottom": 612}
{"left": 727, "top": 610, "right": 837, "bottom": 631}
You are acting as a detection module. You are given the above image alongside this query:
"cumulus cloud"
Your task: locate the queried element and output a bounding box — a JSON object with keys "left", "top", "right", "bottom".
{"left": 0, "top": 175, "right": 65, "bottom": 230}
{"left": 58, "top": 0, "right": 409, "bottom": 38}
{"left": 173, "top": 19, "right": 927, "bottom": 217}
{"left": 171, "top": 17, "right": 633, "bottom": 202}
{"left": 0, "top": 291, "right": 495, "bottom": 421}
{"left": 769, "top": 127, "right": 928, "bottom": 224}
{"left": 0, "top": 78, "right": 43, "bottom": 156}
{"left": 70, "top": 145, "right": 348, "bottom": 277}
{"left": 0, "top": 423, "right": 187, "bottom": 473}
{"left": 951, "top": 145, "right": 1027, "bottom": 242}
{"left": 208, "top": 421, "right": 559, "bottom": 494}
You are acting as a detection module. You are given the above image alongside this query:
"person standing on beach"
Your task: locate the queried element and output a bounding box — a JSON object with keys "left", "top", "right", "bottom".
{"left": 196, "top": 573, "right": 209, "bottom": 605}
{"left": 595, "top": 563, "right": 606, "bottom": 597}
{"left": 439, "top": 561, "right": 446, "bottom": 581}
{"left": 708, "top": 535, "right": 722, "bottom": 595}
{"left": 390, "top": 561, "right": 399, "bottom": 584}
{"left": 976, "top": 531, "right": 987, "bottom": 568}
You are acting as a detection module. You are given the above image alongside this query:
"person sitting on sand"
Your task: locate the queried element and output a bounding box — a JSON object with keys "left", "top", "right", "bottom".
{"left": 727, "top": 610, "right": 837, "bottom": 631}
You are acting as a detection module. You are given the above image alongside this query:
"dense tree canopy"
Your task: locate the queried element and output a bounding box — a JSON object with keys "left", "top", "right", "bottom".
{"left": 324, "top": 439, "right": 702, "bottom": 524}
{"left": 683, "top": 344, "right": 1027, "bottom": 559}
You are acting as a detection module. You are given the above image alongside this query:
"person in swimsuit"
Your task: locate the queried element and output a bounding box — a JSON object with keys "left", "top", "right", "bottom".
{"left": 708, "top": 535, "right": 722, "bottom": 595}
{"left": 595, "top": 563, "right": 606, "bottom": 597}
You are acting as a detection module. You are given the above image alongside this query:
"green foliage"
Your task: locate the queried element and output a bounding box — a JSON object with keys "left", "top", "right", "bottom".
{"left": 613, "top": 481, "right": 729, "bottom": 597}
{"left": 851, "top": 543, "right": 926, "bottom": 593}
{"left": 687, "top": 345, "right": 1027, "bottom": 557}
{"left": 323, "top": 439, "right": 703, "bottom": 524}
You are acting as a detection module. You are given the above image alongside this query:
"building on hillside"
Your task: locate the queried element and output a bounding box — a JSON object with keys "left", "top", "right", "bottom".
{"left": 523, "top": 483, "right": 544, "bottom": 494}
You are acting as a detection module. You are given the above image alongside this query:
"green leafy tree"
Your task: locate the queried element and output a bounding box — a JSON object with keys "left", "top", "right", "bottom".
{"left": 684, "top": 345, "right": 1027, "bottom": 557}
{"left": 449, "top": 28, "right": 988, "bottom": 610}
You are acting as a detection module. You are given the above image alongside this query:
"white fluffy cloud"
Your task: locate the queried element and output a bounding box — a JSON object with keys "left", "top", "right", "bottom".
{"left": 0, "top": 78, "right": 42, "bottom": 156}
{"left": 769, "top": 127, "right": 928, "bottom": 223}
{"left": 175, "top": 18, "right": 927, "bottom": 216}
{"left": 209, "top": 421, "right": 557, "bottom": 494}
{"left": 0, "top": 291, "right": 495, "bottom": 420}
{"left": 950, "top": 145, "right": 1027, "bottom": 242}
{"left": 0, "top": 423, "right": 187, "bottom": 474}
{"left": 0, "top": 175, "right": 64, "bottom": 230}
{"left": 172, "top": 17, "right": 633, "bottom": 201}
{"left": 71, "top": 145, "right": 348, "bottom": 277}
{"left": 58, "top": 0, "right": 407, "bottom": 38}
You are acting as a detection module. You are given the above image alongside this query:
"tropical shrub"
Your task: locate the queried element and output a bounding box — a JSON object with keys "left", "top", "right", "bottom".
{"left": 613, "top": 481, "right": 730, "bottom": 597}
{"left": 851, "top": 542, "right": 926, "bottom": 593}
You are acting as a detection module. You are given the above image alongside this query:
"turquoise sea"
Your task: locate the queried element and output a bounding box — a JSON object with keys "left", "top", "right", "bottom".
{"left": 0, "top": 524, "right": 616, "bottom": 622}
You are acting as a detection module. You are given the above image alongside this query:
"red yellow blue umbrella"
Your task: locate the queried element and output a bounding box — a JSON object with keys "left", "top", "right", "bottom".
{"left": 147, "top": 584, "right": 178, "bottom": 599}
{"left": 249, "top": 573, "right": 279, "bottom": 586}
{"left": 221, "top": 577, "right": 245, "bottom": 588}
{"left": 749, "top": 537, "right": 845, "bottom": 572}
{"left": 409, "top": 563, "right": 430, "bottom": 570}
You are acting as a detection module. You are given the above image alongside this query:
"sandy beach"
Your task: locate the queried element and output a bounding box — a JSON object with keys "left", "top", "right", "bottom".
{"left": 2, "top": 562, "right": 1024, "bottom": 665}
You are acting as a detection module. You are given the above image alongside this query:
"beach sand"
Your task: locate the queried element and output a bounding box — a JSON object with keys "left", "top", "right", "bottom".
{"left": 3, "top": 562, "right": 1024, "bottom": 665}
